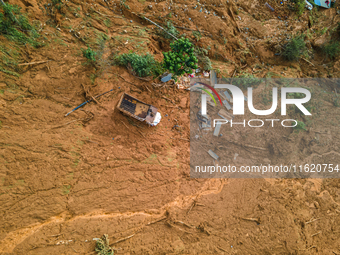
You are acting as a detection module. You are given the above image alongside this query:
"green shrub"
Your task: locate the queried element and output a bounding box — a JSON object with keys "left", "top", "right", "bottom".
{"left": 282, "top": 35, "right": 307, "bottom": 61}
{"left": 115, "top": 52, "right": 163, "bottom": 77}
{"left": 294, "top": 121, "right": 307, "bottom": 132}
{"left": 0, "top": 3, "right": 42, "bottom": 47}
{"left": 82, "top": 47, "right": 97, "bottom": 62}
{"left": 163, "top": 38, "right": 198, "bottom": 77}
{"left": 322, "top": 42, "right": 340, "bottom": 60}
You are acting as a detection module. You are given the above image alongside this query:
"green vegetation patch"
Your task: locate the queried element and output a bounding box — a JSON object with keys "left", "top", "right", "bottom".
{"left": 163, "top": 38, "right": 198, "bottom": 78}
{"left": 281, "top": 35, "right": 307, "bottom": 61}
{"left": 0, "top": 3, "right": 43, "bottom": 47}
{"left": 115, "top": 52, "right": 164, "bottom": 77}
{"left": 322, "top": 42, "right": 340, "bottom": 60}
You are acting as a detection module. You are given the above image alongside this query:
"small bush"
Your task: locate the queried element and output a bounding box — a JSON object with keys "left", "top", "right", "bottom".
{"left": 282, "top": 35, "right": 307, "bottom": 61}
{"left": 322, "top": 42, "right": 340, "bottom": 60}
{"left": 294, "top": 121, "right": 307, "bottom": 132}
{"left": 115, "top": 53, "right": 163, "bottom": 77}
{"left": 82, "top": 47, "right": 97, "bottom": 62}
{"left": 163, "top": 38, "right": 198, "bottom": 77}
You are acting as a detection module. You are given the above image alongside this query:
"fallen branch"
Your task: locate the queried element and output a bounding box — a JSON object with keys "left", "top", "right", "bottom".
{"left": 52, "top": 119, "right": 82, "bottom": 129}
{"left": 299, "top": 245, "right": 317, "bottom": 251}
{"left": 91, "top": 8, "right": 113, "bottom": 17}
{"left": 142, "top": 16, "right": 178, "bottom": 40}
{"left": 305, "top": 218, "right": 321, "bottom": 225}
{"left": 114, "top": 73, "right": 151, "bottom": 92}
{"left": 229, "top": 7, "right": 241, "bottom": 32}
{"left": 137, "top": 130, "right": 145, "bottom": 138}
{"left": 161, "top": 105, "right": 179, "bottom": 108}
{"left": 243, "top": 144, "right": 267, "bottom": 151}
{"left": 311, "top": 231, "right": 321, "bottom": 237}
{"left": 111, "top": 233, "right": 136, "bottom": 244}
{"left": 82, "top": 84, "right": 100, "bottom": 105}
{"left": 217, "top": 246, "right": 228, "bottom": 252}
{"left": 147, "top": 216, "right": 167, "bottom": 226}
{"left": 241, "top": 217, "right": 261, "bottom": 224}
{"left": 121, "top": 121, "right": 145, "bottom": 138}
{"left": 171, "top": 137, "right": 189, "bottom": 142}
{"left": 174, "top": 26, "right": 209, "bottom": 34}
{"left": 301, "top": 57, "right": 315, "bottom": 67}
{"left": 65, "top": 89, "right": 114, "bottom": 117}
{"left": 18, "top": 60, "right": 50, "bottom": 66}
{"left": 121, "top": 120, "right": 130, "bottom": 130}
{"left": 162, "top": 96, "right": 175, "bottom": 104}
{"left": 187, "top": 196, "right": 199, "bottom": 214}
{"left": 174, "top": 221, "right": 195, "bottom": 229}
{"left": 166, "top": 221, "right": 192, "bottom": 234}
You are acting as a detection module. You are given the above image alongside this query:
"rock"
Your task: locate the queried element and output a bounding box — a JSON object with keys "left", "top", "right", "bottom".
{"left": 172, "top": 239, "right": 185, "bottom": 253}
{"left": 333, "top": 60, "right": 340, "bottom": 74}
{"left": 180, "top": 97, "right": 187, "bottom": 108}
{"left": 68, "top": 67, "right": 77, "bottom": 74}
{"left": 313, "top": 33, "right": 327, "bottom": 48}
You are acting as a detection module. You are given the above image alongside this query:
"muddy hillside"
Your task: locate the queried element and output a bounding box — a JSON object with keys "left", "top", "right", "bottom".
{"left": 0, "top": 0, "right": 340, "bottom": 254}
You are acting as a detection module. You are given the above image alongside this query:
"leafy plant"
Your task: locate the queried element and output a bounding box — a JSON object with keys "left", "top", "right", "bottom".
{"left": 294, "top": 121, "right": 307, "bottom": 132}
{"left": 95, "top": 234, "right": 114, "bottom": 255}
{"left": 322, "top": 42, "right": 340, "bottom": 60}
{"left": 282, "top": 35, "right": 308, "bottom": 61}
{"left": 163, "top": 38, "right": 198, "bottom": 78}
{"left": 82, "top": 46, "right": 97, "bottom": 62}
{"left": 115, "top": 52, "right": 163, "bottom": 77}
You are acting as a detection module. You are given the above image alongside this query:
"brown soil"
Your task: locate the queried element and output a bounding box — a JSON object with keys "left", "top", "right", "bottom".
{"left": 1, "top": 0, "right": 340, "bottom": 254}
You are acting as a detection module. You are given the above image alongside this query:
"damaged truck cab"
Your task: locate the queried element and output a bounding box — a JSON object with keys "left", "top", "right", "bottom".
{"left": 117, "top": 93, "right": 161, "bottom": 126}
